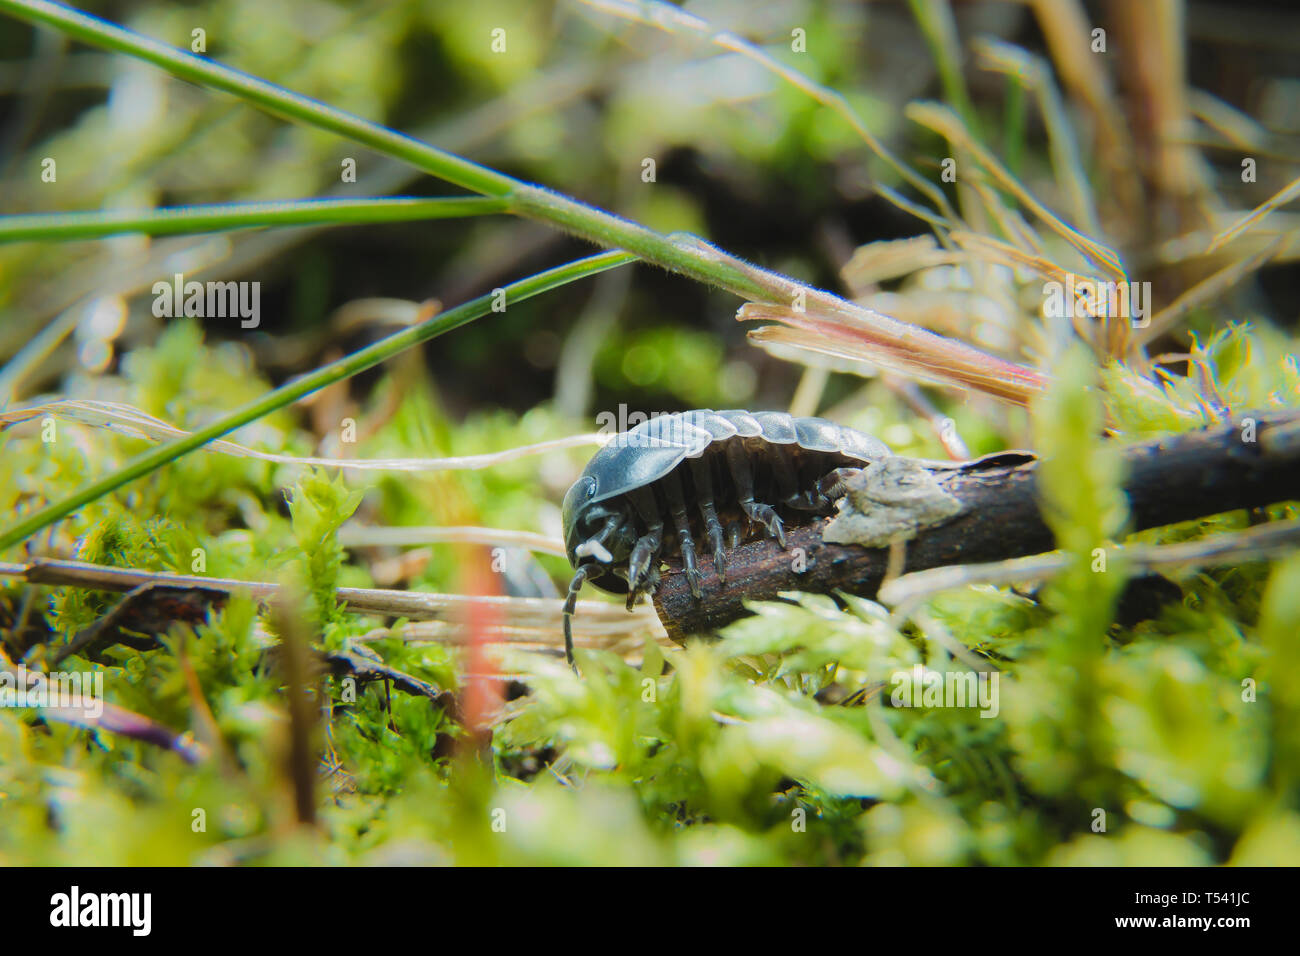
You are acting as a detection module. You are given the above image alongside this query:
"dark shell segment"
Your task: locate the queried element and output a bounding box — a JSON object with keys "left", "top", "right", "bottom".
{"left": 562, "top": 409, "right": 891, "bottom": 577}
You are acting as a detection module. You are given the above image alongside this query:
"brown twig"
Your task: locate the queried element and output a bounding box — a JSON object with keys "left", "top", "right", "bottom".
{"left": 0, "top": 646, "right": 207, "bottom": 763}
{"left": 0, "top": 560, "right": 651, "bottom": 626}
{"left": 653, "top": 410, "right": 1300, "bottom": 641}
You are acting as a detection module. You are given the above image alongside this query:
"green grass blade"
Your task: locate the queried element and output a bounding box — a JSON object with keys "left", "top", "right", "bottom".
{"left": 0, "top": 197, "right": 510, "bottom": 242}
{"left": 0, "top": 250, "right": 635, "bottom": 551}
{"left": 907, "top": 0, "right": 982, "bottom": 142}
{"left": 0, "top": 0, "right": 774, "bottom": 300}
{"left": 0, "top": 0, "right": 516, "bottom": 198}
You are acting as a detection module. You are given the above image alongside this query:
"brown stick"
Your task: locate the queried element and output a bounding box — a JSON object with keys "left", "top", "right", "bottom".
{"left": 653, "top": 410, "right": 1300, "bottom": 641}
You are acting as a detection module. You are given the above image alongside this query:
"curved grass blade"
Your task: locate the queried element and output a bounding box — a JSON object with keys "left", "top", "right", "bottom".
{"left": 0, "top": 0, "right": 762, "bottom": 296}
{"left": 0, "top": 0, "right": 1033, "bottom": 398}
{"left": 0, "top": 197, "right": 509, "bottom": 243}
{"left": 0, "top": 250, "right": 635, "bottom": 551}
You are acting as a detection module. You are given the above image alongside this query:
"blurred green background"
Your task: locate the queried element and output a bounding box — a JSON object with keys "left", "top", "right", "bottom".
{"left": 1, "top": 0, "right": 1299, "bottom": 866}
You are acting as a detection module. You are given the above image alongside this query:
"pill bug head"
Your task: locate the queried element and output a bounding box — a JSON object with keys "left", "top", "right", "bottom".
{"left": 562, "top": 415, "right": 707, "bottom": 582}
{"left": 560, "top": 421, "right": 703, "bottom": 672}
{"left": 561, "top": 474, "right": 635, "bottom": 583}
{"left": 561, "top": 467, "right": 641, "bottom": 673}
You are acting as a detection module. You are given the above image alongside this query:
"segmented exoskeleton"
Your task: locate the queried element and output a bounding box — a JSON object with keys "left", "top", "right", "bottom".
{"left": 560, "top": 409, "right": 892, "bottom": 667}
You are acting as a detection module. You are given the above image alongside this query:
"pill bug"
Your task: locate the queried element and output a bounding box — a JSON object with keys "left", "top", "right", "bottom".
{"left": 560, "top": 409, "right": 893, "bottom": 667}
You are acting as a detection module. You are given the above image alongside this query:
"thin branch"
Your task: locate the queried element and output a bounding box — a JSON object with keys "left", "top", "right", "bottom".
{"left": 653, "top": 411, "right": 1300, "bottom": 640}
{"left": 0, "top": 557, "right": 656, "bottom": 625}
{"left": 880, "top": 517, "right": 1300, "bottom": 619}
{"left": 0, "top": 646, "right": 207, "bottom": 763}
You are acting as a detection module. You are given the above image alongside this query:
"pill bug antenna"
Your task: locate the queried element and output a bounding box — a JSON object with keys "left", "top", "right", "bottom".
{"left": 563, "top": 563, "right": 594, "bottom": 673}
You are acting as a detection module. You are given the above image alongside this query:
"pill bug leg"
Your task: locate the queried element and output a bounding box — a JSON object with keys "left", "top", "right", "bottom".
{"left": 661, "top": 470, "right": 704, "bottom": 598}
{"left": 724, "top": 439, "right": 786, "bottom": 547}
{"left": 815, "top": 467, "right": 859, "bottom": 503}
{"left": 688, "top": 457, "right": 728, "bottom": 583}
{"left": 625, "top": 486, "right": 664, "bottom": 610}
{"left": 625, "top": 534, "right": 662, "bottom": 611}
{"left": 785, "top": 466, "right": 862, "bottom": 511}
{"left": 768, "top": 444, "right": 802, "bottom": 503}
{"left": 639, "top": 564, "right": 661, "bottom": 599}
